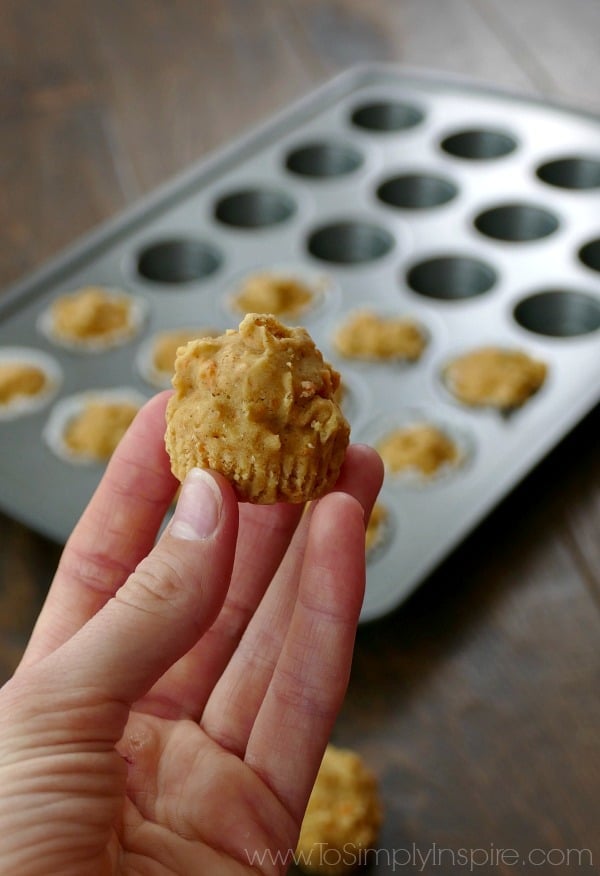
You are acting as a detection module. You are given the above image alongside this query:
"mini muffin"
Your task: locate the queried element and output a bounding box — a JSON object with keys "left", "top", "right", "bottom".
{"left": 444, "top": 346, "right": 547, "bottom": 410}
{"left": 333, "top": 309, "right": 427, "bottom": 362}
{"left": 0, "top": 348, "right": 61, "bottom": 420}
{"left": 296, "top": 744, "right": 383, "bottom": 876}
{"left": 230, "top": 271, "right": 317, "bottom": 318}
{"left": 365, "top": 501, "right": 389, "bottom": 555}
{"left": 40, "top": 285, "right": 145, "bottom": 351}
{"left": 64, "top": 400, "right": 139, "bottom": 460}
{"left": 137, "top": 327, "right": 219, "bottom": 388}
{"left": 45, "top": 389, "right": 143, "bottom": 464}
{"left": 377, "top": 423, "right": 460, "bottom": 478}
{"left": 0, "top": 362, "right": 47, "bottom": 405}
{"left": 165, "top": 313, "right": 350, "bottom": 503}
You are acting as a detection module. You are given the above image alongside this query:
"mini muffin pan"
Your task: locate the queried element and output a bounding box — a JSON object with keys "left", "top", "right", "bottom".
{"left": 1, "top": 65, "right": 599, "bottom": 622}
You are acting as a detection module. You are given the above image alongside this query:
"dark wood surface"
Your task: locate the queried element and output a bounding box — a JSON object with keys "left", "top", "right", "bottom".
{"left": 1, "top": 2, "right": 599, "bottom": 873}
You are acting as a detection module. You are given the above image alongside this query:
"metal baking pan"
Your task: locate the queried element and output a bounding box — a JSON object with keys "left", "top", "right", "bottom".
{"left": 1, "top": 64, "right": 599, "bottom": 622}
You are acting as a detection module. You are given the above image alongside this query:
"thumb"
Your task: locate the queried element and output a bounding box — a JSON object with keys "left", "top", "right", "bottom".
{"left": 43, "top": 468, "right": 239, "bottom": 709}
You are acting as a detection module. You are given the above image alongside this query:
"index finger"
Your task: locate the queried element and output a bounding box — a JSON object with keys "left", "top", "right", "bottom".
{"left": 19, "top": 390, "right": 177, "bottom": 669}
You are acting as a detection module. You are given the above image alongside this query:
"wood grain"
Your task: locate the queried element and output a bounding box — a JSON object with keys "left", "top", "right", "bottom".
{"left": 1, "top": 1, "right": 599, "bottom": 871}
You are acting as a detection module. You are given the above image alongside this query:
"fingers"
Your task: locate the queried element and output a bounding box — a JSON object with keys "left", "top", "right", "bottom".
{"left": 137, "top": 444, "right": 383, "bottom": 722}
{"left": 201, "top": 443, "right": 383, "bottom": 753}
{"left": 135, "top": 500, "right": 304, "bottom": 719}
{"left": 33, "top": 469, "right": 239, "bottom": 723}
{"left": 20, "top": 391, "right": 176, "bottom": 669}
{"left": 244, "top": 491, "right": 367, "bottom": 823}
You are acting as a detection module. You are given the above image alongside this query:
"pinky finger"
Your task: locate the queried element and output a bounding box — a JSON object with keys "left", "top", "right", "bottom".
{"left": 243, "top": 490, "right": 365, "bottom": 823}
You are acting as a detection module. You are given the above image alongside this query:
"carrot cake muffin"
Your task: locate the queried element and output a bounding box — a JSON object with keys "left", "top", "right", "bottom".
{"left": 296, "top": 744, "right": 383, "bottom": 876}
{"left": 444, "top": 346, "right": 547, "bottom": 410}
{"left": 41, "top": 285, "right": 145, "bottom": 350}
{"left": 377, "top": 422, "right": 460, "bottom": 477}
{"left": 63, "top": 398, "right": 140, "bottom": 461}
{"left": 0, "top": 348, "right": 61, "bottom": 419}
{"left": 0, "top": 361, "right": 47, "bottom": 406}
{"left": 45, "top": 389, "right": 143, "bottom": 464}
{"left": 230, "top": 271, "right": 316, "bottom": 318}
{"left": 333, "top": 309, "right": 427, "bottom": 362}
{"left": 165, "top": 313, "right": 350, "bottom": 503}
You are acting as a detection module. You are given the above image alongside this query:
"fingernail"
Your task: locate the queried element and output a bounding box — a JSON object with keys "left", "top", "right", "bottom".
{"left": 170, "top": 468, "right": 222, "bottom": 540}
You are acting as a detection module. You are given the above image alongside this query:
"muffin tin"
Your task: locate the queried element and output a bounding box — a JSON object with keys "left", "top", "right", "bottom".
{"left": 1, "top": 65, "right": 599, "bottom": 622}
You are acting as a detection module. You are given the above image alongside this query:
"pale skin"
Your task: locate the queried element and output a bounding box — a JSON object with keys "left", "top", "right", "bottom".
{"left": 0, "top": 390, "right": 383, "bottom": 875}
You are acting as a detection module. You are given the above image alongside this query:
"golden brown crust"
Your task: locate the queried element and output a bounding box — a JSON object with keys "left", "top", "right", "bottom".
{"left": 333, "top": 309, "right": 427, "bottom": 362}
{"left": 165, "top": 314, "right": 350, "bottom": 503}
{"left": 296, "top": 744, "right": 383, "bottom": 876}
{"left": 444, "top": 346, "right": 547, "bottom": 409}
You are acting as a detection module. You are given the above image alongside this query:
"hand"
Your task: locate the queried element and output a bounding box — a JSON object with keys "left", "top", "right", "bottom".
{"left": 0, "top": 391, "right": 383, "bottom": 875}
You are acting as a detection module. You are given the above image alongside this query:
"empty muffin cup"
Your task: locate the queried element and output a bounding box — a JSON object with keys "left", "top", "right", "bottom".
{"left": 350, "top": 100, "right": 424, "bottom": 132}
{"left": 285, "top": 140, "right": 364, "bottom": 178}
{"left": 137, "top": 238, "right": 222, "bottom": 284}
{"left": 377, "top": 173, "right": 458, "bottom": 209}
{"left": 214, "top": 187, "right": 296, "bottom": 229}
{"left": 307, "top": 220, "right": 394, "bottom": 265}
{"left": 440, "top": 128, "right": 517, "bottom": 160}
{"left": 578, "top": 238, "right": 600, "bottom": 274}
{"left": 474, "top": 203, "right": 559, "bottom": 242}
{"left": 536, "top": 156, "right": 600, "bottom": 190}
{"left": 407, "top": 255, "right": 497, "bottom": 300}
{"left": 513, "top": 289, "right": 600, "bottom": 337}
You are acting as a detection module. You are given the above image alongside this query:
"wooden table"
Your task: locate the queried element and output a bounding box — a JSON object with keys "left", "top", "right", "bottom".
{"left": 1, "top": 2, "right": 599, "bottom": 872}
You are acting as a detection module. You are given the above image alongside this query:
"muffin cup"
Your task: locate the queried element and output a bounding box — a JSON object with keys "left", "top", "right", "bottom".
{"left": 43, "top": 386, "right": 146, "bottom": 465}
{"left": 0, "top": 347, "right": 62, "bottom": 421}
{"left": 37, "top": 286, "right": 148, "bottom": 353}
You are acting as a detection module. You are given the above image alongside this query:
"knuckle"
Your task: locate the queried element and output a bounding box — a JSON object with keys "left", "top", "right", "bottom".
{"left": 119, "top": 552, "right": 195, "bottom": 618}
